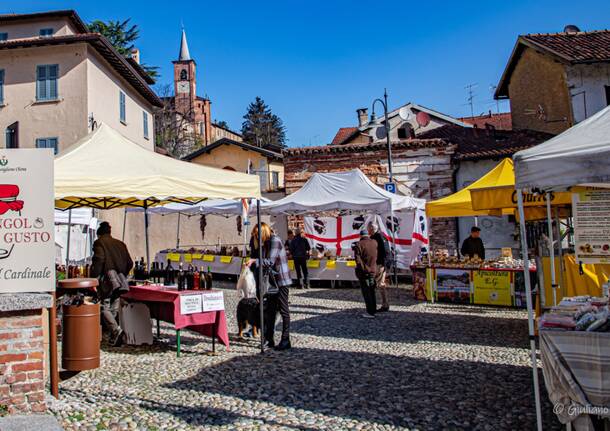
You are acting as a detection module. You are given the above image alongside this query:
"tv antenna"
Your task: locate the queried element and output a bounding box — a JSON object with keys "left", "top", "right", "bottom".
{"left": 464, "top": 83, "right": 478, "bottom": 118}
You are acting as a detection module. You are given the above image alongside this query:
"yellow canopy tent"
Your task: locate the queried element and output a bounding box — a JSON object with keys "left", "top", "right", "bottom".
{"left": 426, "top": 158, "right": 515, "bottom": 217}
{"left": 55, "top": 123, "right": 261, "bottom": 210}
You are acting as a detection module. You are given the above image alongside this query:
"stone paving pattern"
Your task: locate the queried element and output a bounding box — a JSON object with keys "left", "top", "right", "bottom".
{"left": 48, "top": 283, "right": 561, "bottom": 430}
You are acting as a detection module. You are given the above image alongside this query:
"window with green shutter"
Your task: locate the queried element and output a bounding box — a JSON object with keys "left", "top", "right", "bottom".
{"left": 143, "top": 111, "right": 149, "bottom": 139}
{"left": 36, "top": 137, "right": 58, "bottom": 154}
{"left": 0, "top": 70, "right": 4, "bottom": 104}
{"left": 119, "top": 91, "right": 126, "bottom": 123}
{"left": 36, "top": 64, "right": 58, "bottom": 101}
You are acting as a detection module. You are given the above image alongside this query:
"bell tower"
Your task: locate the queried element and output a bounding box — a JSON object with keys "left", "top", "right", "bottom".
{"left": 173, "top": 29, "right": 196, "bottom": 117}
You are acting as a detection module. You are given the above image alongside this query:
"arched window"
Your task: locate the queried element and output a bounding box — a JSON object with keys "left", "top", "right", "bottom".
{"left": 397, "top": 122, "right": 414, "bottom": 140}
{"left": 180, "top": 69, "right": 187, "bottom": 80}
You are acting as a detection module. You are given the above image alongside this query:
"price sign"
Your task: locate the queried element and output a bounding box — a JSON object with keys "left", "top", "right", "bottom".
{"left": 202, "top": 291, "right": 225, "bottom": 312}
{"left": 179, "top": 294, "right": 203, "bottom": 314}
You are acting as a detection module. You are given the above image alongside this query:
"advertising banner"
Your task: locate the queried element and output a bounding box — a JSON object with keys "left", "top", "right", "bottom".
{"left": 435, "top": 268, "right": 471, "bottom": 303}
{"left": 573, "top": 190, "right": 610, "bottom": 264}
{"left": 0, "top": 149, "right": 55, "bottom": 293}
{"left": 473, "top": 270, "right": 512, "bottom": 306}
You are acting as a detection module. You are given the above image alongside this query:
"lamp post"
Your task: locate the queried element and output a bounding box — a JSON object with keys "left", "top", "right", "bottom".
{"left": 370, "top": 89, "right": 393, "bottom": 182}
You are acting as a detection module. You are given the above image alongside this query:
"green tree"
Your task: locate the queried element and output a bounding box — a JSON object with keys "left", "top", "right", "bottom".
{"left": 241, "top": 97, "right": 287, "bottom": 150}
{"left": 88, "top": 19, "right": 159, "bottom": 79}
{"left": 215, "top": 120, "right": 230, "bottom": 130}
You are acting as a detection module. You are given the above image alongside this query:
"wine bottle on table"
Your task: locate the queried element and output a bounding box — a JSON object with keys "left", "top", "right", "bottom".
{"left": 193, "top": 267, "right": 200, "bottom": 290}
{"left": 186, "top": 265, "right": 194, "bottom": 290}
{"left": 178, "top": 262, "right": 184, "bottom": 291}
{"left": 199, "top": 266, "right": 206, "bottom": 290}
{"left": 164, "top": 260, "right": 172, "bottom": 286}
{"left": 205, "top": 266, "right": 213, "bottom": 290}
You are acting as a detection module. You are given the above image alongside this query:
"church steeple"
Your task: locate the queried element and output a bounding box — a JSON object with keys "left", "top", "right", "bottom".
{"left": 178, "top": 28, "right": 191, "bottom": 61}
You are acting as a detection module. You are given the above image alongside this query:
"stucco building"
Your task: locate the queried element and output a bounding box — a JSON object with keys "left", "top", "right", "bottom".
{"left": 495, "top": 26, "right": 610, "bottom": 134}
{"left": 0, "top": 10, "right": 162, "bottom": 152}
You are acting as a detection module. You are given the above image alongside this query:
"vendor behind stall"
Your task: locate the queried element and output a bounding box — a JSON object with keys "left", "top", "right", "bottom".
{"left": 461, "top": 226, "right": 485, "bottom": 259}
{"left": 90, "top": 222, "right": 134, "bottom": 346}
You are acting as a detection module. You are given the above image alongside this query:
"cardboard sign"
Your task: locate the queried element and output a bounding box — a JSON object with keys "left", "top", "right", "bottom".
{"left": 0, "top": 149, "right": 55, "bottom": 293}
{"left": 573, "top": 190, "right": 610, "bottom": 264}
{"left": 473, "top": 270, "right": 512, "bottom": 306}
{"left": 179, "top": 294, "right": 203, "bottom": 314}
{"left": 202, "top": 291, "right": 225, "bottom": 312}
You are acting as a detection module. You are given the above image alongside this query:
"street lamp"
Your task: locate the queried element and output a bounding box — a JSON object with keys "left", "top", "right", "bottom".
{"left": 370, "top": 89, "right": 394, "bottom": 182}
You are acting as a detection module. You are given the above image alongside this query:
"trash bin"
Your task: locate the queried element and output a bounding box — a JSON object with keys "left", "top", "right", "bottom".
{"left": 59, "top": 278, "right": 101, "bottom": 371}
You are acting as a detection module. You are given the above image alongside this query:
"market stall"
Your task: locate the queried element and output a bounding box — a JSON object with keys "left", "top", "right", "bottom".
{"left": 50, "top": 123, "right": 262, "bottom": 396}
{"left": 260, "top": 169, "right": 428, "bottom": 280}
{"left": 514, "top": 104, "right": 610, "bottom": 431}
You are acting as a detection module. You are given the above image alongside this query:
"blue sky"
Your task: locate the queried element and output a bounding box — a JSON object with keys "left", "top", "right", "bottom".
{"left": 6, "top": 1, "right": 610, "bottom": 146}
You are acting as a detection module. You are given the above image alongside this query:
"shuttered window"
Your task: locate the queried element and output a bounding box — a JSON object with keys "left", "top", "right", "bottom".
{"left": 36, "top": 137, "right": 58, "bottom": 154}
{"left": 36, "top": 64, "right": 58, "bottom": 101}
{"left": 119, "top": 91, "right": 126, "bottom": 123}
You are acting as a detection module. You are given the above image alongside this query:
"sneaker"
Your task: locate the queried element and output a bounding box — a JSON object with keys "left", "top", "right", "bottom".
{"left": 376, "top": 306, "right": 390, "bottom": 313}
{"left": 274, "top": 340, "right": 291, "bottom": 351}
{"left": 112, "top": 329, "right": 124, "bottom": 347}
{"left": 361, "top": 313, "right": 375, "bottom": 319}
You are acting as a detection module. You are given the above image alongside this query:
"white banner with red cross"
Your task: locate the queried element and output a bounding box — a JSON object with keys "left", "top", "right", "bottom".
{"left": 303, "top": 211, "right": 428, "bottom": 269}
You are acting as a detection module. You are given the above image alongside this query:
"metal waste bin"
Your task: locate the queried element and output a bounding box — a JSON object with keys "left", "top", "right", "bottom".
{"left": 58, "top": 278, "right": 101, "bottom": 371}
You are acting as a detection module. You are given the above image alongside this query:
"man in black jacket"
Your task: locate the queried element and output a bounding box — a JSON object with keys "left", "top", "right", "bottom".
{"left": 289, "top": 228, "right": 311, "bottom": 288}
{"left": 461, "top": 226, "right": 485, "bottom": 259}
{"left": 368, "top": 222, "right": 390, "bottom": 312}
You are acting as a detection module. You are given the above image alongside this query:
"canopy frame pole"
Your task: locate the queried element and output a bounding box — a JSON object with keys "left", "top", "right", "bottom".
{"left": 144, "top": 204, "right": 150, "bottom": 269}
{"left": 65, "top": 209, "right": 72, "bottom": 271}
{"left": 176, "top": 213, "right": 181, "bottom": 249}
{"left": 256, "top": 199, "right": 264, "bottom": 353}
{"left": 517, "top": 189, "right": 543, "bottom": 431}
{"left": 389, "top": 209, "right": 398, "bottom": 287}
{"left": 555, "top": 207, "right": 566, "bottom": 298}
{"left": 122, "top": 208, "right": 127, "bottom": 242}
{"left": 546, "top": 193, "right": 557, "bottom": 306}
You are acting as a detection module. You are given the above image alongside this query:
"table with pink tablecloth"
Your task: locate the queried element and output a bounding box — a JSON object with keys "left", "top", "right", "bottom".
{"left": 121, "top": 285, "right": 229, "bottom": 355}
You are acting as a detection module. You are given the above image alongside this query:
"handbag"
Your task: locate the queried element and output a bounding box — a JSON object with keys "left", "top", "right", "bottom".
{"left": 262, "top": 266, "right": 280, "bottom": 296}
{"left": 100, "top": 269, "right": 129, "bottom": 299}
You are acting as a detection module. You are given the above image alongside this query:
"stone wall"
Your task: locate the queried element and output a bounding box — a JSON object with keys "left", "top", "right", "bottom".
{"left": 283, "top": 140, "right": 459, "bottom": 251}
{"left": 0, "top": 294, "right": 51, "bottom": 415}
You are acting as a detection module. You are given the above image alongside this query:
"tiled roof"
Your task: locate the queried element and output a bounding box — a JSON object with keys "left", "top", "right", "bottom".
{"left": 0, "top": 10, "right": 89, "bottom": 33}
{"left": 523, "top": 30, "right": 610, "bottom": 63}
{"left": 0, "top": 34, "right": 162, "bottom": 107}
{"left": 285, "top": 139, "right": 447, "bottom": 156}
{"left": 418, "top": 125, "right": 552, "bottom": 161}
{"left": 183, "top": 138, "right": 283, "bottom": 161}
{"left": 330, "top": 127, "right": 361, "bottom": 145}
{"left": 496, "top": 29, "right": 610, "bottom": 98}
{"left": 459, "top": 112, "right": 512, "bottom": 130}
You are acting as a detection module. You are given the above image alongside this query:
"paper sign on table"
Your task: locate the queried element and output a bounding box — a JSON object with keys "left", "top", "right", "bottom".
{"left": 203, "top": 255, "right": 215, "bottom": 262}
{"left": 326, "top": 260, "right": 336, "bottom": 269}
{"left": 168, "top": 253, "right": 181, "bottom": 262}
{"left": 220, "top": 256, "right": 233, "bottom": 264}
{"left": 307, "top": 260, "right": 321, "bottom": 268}
{"left": 202, "top": 291, "right": 225, "bottom": 312}
{"left": 288, "top": 260, "right": 295, "bottom": 270}
{"left": 179, "top": 294, "right": 203, "bottom": 314}
{"left": 192, "top": 253, "right": 203, "bottom": 260}
{"left": 346, "top": 260, "right": 357, "bottom": 267}
{"left": 184, "top": 254, "right": 193, "bottom": 262}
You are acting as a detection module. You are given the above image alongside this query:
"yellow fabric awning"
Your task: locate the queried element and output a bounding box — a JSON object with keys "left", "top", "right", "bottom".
{"left": 55, "top": 123, "right": 261, "bottom": 209}
{"left": 426, "top": 158, "right": 515, "bottom": 217}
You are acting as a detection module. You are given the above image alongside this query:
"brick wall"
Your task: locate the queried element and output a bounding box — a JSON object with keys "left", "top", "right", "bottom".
{"left": 0, "top": 309, "right": 46, "bottom": 414}
{"left": 283, "top": 140, "right": 459, "bottom": 252}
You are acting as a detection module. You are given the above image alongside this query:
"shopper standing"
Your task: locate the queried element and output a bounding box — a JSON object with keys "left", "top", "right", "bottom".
{"left": 248, "top": 223, "right": 293, "bottom": 350}
{"left": 354, "top": 229, "right": 378, "bottom": 318}
{"left": 368, "top": 222, "right": 390, "bottom": 312}
{"left": 289, "top": 228, "right": 311, "bottom": 289}
{"left": 90, "top": 222, "right": 133, "bottom": 346}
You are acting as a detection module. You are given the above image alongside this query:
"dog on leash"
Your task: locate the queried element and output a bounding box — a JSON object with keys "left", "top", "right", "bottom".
{"left": 237, "top": 267, "right": 260, "bottom": 338}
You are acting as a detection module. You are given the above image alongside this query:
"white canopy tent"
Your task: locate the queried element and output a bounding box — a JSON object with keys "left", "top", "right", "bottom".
{"left": 260, "top": 169, "right": 425, "bottom": 215}
{"left": 514, "top": 104, "right": 610, "bottom": 191}
{"left": 126, "top": 198, "right": 270, "bottom": 216}
{"left": 512, "top": 106, "right": 610, "bottom": 431}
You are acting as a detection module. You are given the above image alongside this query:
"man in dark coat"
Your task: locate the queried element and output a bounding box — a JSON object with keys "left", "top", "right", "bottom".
{"left": 354, "top": 229, "right": 378, "bottom": 318}
{"left": 289, "top": 228, "right": 311, "bottom": 288}
{"left": 461, "top": 226, "right": 485, "bottom": 259}
{"left": 90, "top": 222, "right": 133, "bottom": 346}
{"left": 368, "top": 222, "right": 390, "bottom": 312}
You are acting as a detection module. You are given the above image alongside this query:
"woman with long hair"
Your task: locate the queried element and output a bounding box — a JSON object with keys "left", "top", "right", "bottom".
{"left": 248, "top": 222, "right": 292, "bottom": 350}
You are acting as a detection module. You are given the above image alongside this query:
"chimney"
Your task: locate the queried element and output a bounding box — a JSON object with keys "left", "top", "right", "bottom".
{"left": 130, "top": 48, "right": 140, "bottom": 64}
{"left": 356, "top": 108, "right": 368, "bottom": 127}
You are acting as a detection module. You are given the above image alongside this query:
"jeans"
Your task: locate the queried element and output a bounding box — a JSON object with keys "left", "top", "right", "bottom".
{"left": 293, "top": 257, "right": 308, "bottom": 286}
{"left": 101, "top": 290, "right": 122, "bottom": 336}
{"left": 359, "top": 274, "right": 377, "bottom": 315}
{"left": 265, "top": 285, "right": 290, "bottom": 343}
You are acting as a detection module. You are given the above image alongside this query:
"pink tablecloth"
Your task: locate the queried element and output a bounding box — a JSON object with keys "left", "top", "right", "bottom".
{"left": 121, "top": 285, "right": 230, "bottom": 350}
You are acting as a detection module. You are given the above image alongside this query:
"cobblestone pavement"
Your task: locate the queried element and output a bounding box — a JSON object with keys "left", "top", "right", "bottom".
{"left": 48, "top": 283, "right": 561, "bottom": 430}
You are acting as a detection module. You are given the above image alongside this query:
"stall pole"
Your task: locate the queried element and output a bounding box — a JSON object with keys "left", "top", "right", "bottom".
{"left": 122, "top": 208, "right": 127, "bottom": 242}
{"left": 176, "top": 213, "right": 181, "bottom": 248}
{"left": 517, "top": 189, "right": 543, "bottom": 431}
{"left": 257, "top": 199, "right": 264, "bottom": 353}
{"left": 389, "top": 210, "right": 398, "bottom": 287}
{"left": 144, "top": 204, "right": 150, "bottom": 269}
{"left": 49, "top": 293, "right": 59, "bottom": 398}
{"left": 545, "top": 193, "right": 557, "bottom": 305}
{"left": 65, "top": 209, "right": 72, "bottom": 270}
{"left": 555, "top": 207, "right": 566, "bottom": 299}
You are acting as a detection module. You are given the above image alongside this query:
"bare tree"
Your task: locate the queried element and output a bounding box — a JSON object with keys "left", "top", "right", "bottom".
{"left": 153, "top": 84, "right": 202, "bottom": 158}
